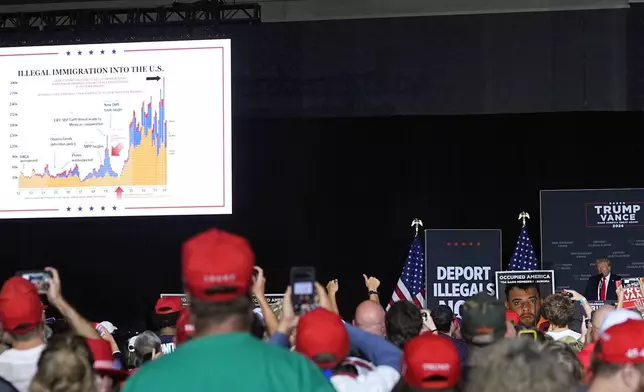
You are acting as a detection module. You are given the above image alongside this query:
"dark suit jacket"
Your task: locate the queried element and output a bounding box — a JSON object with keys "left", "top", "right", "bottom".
{"left": 584, "top": 274, "right": 622, "bottom": 301}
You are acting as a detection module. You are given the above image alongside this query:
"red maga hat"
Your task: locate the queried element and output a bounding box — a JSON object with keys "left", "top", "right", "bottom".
{"left": 182, "top": 229, "right": 255, "bottom": 302}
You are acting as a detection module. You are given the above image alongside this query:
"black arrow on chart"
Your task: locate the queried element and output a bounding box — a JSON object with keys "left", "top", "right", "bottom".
{"left": 146, "top": 76, "right": 161, "bottom": 81}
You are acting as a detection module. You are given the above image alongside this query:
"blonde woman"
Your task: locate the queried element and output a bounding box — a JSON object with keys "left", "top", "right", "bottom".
{"left": 29, "top": 334, "right": 96, "bottom": 392}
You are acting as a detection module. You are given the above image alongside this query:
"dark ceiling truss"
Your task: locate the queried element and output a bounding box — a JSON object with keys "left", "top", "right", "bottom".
{"left": 0, "top": 0, "right": 261, "bottom": 32}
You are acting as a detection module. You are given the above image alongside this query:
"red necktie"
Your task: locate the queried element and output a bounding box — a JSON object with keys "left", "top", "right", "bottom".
{"left": 600, "top": 277, "right": 607, "bottom": 301}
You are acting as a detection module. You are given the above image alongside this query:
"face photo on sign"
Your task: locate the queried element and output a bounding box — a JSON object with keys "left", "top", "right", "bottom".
{"left": 502, "top": 283, "right": 543, "bottom": 328}
{"left": 496, "top": 272, "right": 555, "bottom": 329}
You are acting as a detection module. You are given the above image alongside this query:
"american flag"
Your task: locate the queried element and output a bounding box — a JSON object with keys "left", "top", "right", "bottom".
{"left": 388, "top": 234, "right": 425, "bottom": 310}
{"left": 508, "top": 225, "right": 539, "bottom": 270}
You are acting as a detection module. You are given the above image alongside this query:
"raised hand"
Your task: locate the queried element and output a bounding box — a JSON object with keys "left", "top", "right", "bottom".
{"left": 326, "top": 279, "right": 339, "bottom": 295}
{"left": 363, "top": 274, "right": 380, "bottom": 291}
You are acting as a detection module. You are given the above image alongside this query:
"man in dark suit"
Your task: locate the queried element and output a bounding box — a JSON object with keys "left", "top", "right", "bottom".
{"left": 583, "top": 258, "right": 622, "bottom": 301}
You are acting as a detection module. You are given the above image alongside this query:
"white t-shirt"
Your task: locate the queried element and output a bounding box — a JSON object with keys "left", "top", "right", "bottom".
{"left": 0, "top": 344, "right": 46, "bottom": 392}
{"left": 547, "top": 329, "right": 582, "bottom": 341}
{"left": 331, "top": 365, "right": 400, "bottom": 392}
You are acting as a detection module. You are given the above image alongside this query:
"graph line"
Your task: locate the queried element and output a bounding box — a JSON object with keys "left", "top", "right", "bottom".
{"left": 19, "top": 79, "right": 168, "bottom": 188}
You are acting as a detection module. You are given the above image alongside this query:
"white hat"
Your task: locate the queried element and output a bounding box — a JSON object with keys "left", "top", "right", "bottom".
{"left": 99, "top": 321, "right": 118, "bottom": 334}
{"left": 599, "top": 309, "right": 643, "bottom": 336}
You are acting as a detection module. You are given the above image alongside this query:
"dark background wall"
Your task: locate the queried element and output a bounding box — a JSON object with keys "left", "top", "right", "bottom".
{"left": 232, "top": 10, "right": 629, "bottom": 117}
{"left": 0, "top": 8, "right": 642, "bottom": 325}
{"left": 631, "top": 3, "right": 644, "bottom": 109}
{"left": 0, "top": 8, "right": 630, "bottom": 117}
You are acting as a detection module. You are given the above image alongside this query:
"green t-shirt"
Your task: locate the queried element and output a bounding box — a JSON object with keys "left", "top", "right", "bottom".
{"left": 122, "top": 332, "right": 335, "bottom": 392}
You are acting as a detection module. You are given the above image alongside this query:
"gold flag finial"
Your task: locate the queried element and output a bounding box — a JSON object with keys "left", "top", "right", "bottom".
{"left": 518, "top": 211, "right": 530, "bottom": 227}
{"left": 411, "top": 218, "right": 423, "bottom": 234}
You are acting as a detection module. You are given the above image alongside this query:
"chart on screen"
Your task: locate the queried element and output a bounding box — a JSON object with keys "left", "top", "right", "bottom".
{"left": 0, "top": 39, "right": 231, "bottom": 219}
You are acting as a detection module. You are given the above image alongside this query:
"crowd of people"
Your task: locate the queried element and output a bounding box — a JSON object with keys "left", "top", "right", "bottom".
{"left": 0, "top": 228, "right": 643, "bottom": 392}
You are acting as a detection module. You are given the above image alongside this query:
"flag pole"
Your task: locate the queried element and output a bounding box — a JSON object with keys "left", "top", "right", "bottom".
{"left": 387, "top": 218, "right": 426, "bottom": 311}
{"left": 411, "top": 218, "right": 423, "bottom": 235}
{"left": 508, "top": 211, "right": 538, "bottom": 271}
{"left": 518, "top": 211, "right": 530, "bottom": 227}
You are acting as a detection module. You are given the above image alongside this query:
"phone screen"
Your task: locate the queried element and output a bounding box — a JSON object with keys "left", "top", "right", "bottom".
{"left": 290, "top": 266, "right": 315, "bottom": 315}
{"left": 17, "top": 271, "right": 52, "bottom": 294}
{"left": 293, "top": 281, "right": 313, "bottom": 296}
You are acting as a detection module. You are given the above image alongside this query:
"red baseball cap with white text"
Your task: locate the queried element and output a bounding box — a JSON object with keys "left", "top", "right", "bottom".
{"left": 402, "top": 334, "right": 461, "bottom": 391}
{"left": 182, "top": 229, "right": 255, "bottom": 302}
{"left": 598, "top": 319, "right": 644, "bottom": 364}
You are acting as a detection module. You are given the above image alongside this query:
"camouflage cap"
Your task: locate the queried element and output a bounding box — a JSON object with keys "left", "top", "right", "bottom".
{"left": 461, "top": 293, "right": 507, "bottom": 346}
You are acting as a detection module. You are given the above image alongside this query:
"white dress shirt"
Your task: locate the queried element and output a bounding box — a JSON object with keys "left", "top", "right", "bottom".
{"left": 598, "top": 273, "right": 610, "bottom": 300}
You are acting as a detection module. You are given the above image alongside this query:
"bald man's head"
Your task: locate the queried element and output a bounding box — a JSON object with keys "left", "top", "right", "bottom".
{"left": 591, "top": 305, "right": 614, "bottom": 342}
{"left": 353, "top": 300, "right": 386, "bottom": 336}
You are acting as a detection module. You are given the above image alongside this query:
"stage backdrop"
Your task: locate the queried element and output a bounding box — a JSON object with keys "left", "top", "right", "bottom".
{"left": 540, "top": 189, "right": 644, "bottom": 292}
{"left": 425, "top": 229, "right": 502, "bottom": 318}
